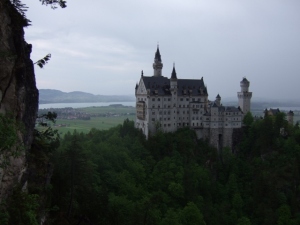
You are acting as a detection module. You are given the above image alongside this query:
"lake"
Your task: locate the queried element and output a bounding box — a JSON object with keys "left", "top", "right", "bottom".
{"left": 39, "top": 102, "right": 136, "bottom": 109}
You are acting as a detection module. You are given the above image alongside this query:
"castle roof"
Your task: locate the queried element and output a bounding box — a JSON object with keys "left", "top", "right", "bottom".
{"left": 141, "top": 76, "right": 206, "bottom": 96}
{"left": 155, "top": 46, "right": 161, "bottom": 62}
{"left": 241, "top": 77, "right": 250, "bottom": 84}
{"left": 171, "top": 65, "right": 177, "bottom": 80}
{"left": 265, "top": 108, "right": 280, "bottom": 116}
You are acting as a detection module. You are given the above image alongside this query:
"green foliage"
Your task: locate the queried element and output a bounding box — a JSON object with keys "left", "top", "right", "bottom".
{"left": 0, "top": 188, "right": 39, "bottom": 225}
{"left": 0, "top": 113, "right": 24, "bottom": 168}
{"left": 243, "top": 111, "right": 254, "bottom": 126}
{"left": 46, "top": 116, "right": 300, "bottom": 224}
{"left": 34, "top": 53, "right": 51, "bottom": 68}
{"left": 39, "top": 0, "right": 67, "bottom": 9}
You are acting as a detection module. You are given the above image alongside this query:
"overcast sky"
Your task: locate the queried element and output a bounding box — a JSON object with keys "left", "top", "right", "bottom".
{"left": 25, "top": 0, "right": 300, "bottom": 100}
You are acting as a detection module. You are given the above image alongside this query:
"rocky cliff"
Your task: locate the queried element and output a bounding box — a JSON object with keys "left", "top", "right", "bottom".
{"left": 0, "top": 0, "right": 38, "bottom": 200}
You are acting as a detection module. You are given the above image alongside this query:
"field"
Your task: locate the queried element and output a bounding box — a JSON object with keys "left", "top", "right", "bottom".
{"left": 54, "top": 115, "right": 135, "bottom": 135}
{"left": 38, "top": 105, "right": 136, "bottom": 136}
{"left": 39, "top": 105, "right": 300, "bottom": 137}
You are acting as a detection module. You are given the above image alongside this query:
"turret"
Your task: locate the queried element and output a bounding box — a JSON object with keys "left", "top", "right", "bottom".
{"left": 153, "top": 46, "right": 163, "bottom": 76}
{"left": 287, "top": 110, "right": 294, "bottom": 125}
{"left": 215, "top": 94, "right": 221, "bottom": 106}
{"left": 237, "top": 77, "right": 252, "bottom": 114}
{"left": 170, "top": 63, "right": 177, "bottom": 90}
{"left": 240, "top": 77, "right": 250, "bottom": 92}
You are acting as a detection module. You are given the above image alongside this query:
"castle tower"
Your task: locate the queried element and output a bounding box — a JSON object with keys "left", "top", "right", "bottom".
{"left": 170, "top": 64, "right": 178, "bottom": 132}
{"left": 153, "top": 46, "right": 163, "bottom": 76}
{"left": 287, "top": 110, "right": 294, "bottom": 125}
{"left": 215, "top": 94, "right": 221, "bottom": 106}
{"left": 237, "top": 78, "right": 252, "bottom": 114}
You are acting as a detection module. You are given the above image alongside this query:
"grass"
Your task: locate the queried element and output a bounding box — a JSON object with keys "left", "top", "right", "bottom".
{"left": 79, "top": 106, "right": 135, "bottom": 114}
{"left": 37, "top": 105, "right": 136, "bottom": 136}
{"left": 53, "top": 115, "right": 135, "bottom": 135}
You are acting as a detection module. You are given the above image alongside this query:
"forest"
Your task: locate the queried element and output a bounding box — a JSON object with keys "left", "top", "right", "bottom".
{"left": 2, "top": 112, "right": 300, "bottom": 225}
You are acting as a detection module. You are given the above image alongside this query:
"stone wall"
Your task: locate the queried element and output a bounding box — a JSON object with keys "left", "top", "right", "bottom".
{"left": 0, "top": 0, "right": 38, "bottom": 200}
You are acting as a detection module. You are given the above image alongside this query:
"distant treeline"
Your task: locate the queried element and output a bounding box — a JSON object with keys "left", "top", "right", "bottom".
{"left": 39, "top": 89, "right": 135, "bottom": 104}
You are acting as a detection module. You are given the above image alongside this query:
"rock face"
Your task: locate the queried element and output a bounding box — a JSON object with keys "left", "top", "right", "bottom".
{"left": 0, "top": 0, "right": 38, "bottom": 200}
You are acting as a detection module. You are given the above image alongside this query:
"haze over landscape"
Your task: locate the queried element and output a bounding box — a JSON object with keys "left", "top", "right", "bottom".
{"left": 25, "top": 0, "right": 300, "bottom": 100}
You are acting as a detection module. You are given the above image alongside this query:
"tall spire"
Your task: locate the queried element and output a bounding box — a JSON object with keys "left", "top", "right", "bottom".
{"left": 154, "top": 45, "right": 161, "bottom": 62}
{"left": 153, "top": 44, "right": 163, "bottom": 76}
{"left": 171, "top": 62, "right": 177, "bottom": 80}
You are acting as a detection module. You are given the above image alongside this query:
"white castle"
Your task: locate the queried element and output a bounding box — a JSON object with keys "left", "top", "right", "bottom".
{"left": 135, "top": 46, "right": 252, "bottom": 150}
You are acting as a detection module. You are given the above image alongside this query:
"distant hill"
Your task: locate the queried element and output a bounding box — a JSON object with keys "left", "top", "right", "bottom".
{"left": 39, "top": 89, "right": 135, "bottom": 104}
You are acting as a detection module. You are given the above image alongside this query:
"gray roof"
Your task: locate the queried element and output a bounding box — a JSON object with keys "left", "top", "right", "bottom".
{"left": 221, "top": 106, "right": 241, "bottom": 112}
{"left": 265, "top": 108, "right": 280, "bottom": 115}
{"left": 241, "top": 77, "right": 249, "bottom": 84}
{"left": 141, "top": 75, "right": 206, "bottom": 96}
{"left": 155, "top": 47, "right": 161, "bottom": 62}
{"left": 142, "top": 76, "right": 171, "bottom": 96}
{"left": 171, "top": 66, "right": 177, "bottom": 80}
{"left": 177, "top": 78, "right": 206, "bottom": 96}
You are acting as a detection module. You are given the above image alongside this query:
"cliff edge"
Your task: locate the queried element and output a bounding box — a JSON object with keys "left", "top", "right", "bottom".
{"left": 0, "top": 0, "right": 38, "bottom": 200}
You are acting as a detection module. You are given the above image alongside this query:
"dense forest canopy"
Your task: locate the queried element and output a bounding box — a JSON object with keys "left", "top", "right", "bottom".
{"left": 3, "top": 112, "right": 297, "bottom": 225}
{"left": 47, "top": 113, "right": 300, "bottom": 225}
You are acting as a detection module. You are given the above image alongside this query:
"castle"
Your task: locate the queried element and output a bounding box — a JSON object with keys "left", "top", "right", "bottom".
{"left": 135, "top": 46, "right": 252, "bottom": 150}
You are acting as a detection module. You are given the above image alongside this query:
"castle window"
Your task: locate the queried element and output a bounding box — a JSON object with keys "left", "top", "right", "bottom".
{"left": 179, "top": 105, "right": 181, "bottom": 108}
{"left": 158, "top": 105, "right": 160, "bottom": 108}
{"left": 192, "top": 98, "right": 195, "bottom": 101}
{"left": 152, "top": 112, "right": 155, "bottom": 115}
{"left": 180, "top": 98, "right": 183, "bottom": 101}
{"left": 168, "top": 98, "right": 171, "bottom": 101}
{"left": 186, "top": 98, "right": 189, "bottom": 101}
{"left": 168, "top": 124, "right": 170, "bottom": 127}
{"left": 183, "top": 111, "right": 185, "bottom": 114}
{"left": 152, "top": 118, "right": 155, "bottom": 121}
{"left": 158, "top": 98, "right": 160, "bottom": 101}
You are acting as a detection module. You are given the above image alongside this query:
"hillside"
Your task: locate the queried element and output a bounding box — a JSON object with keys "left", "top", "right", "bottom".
{"left": 39, "top": 89, "right": 135, "bottom": 103}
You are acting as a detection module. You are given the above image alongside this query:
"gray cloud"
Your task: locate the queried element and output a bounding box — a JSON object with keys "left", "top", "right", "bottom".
{"left": 25, "top": 0, "right": 300, "bottom": 100}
